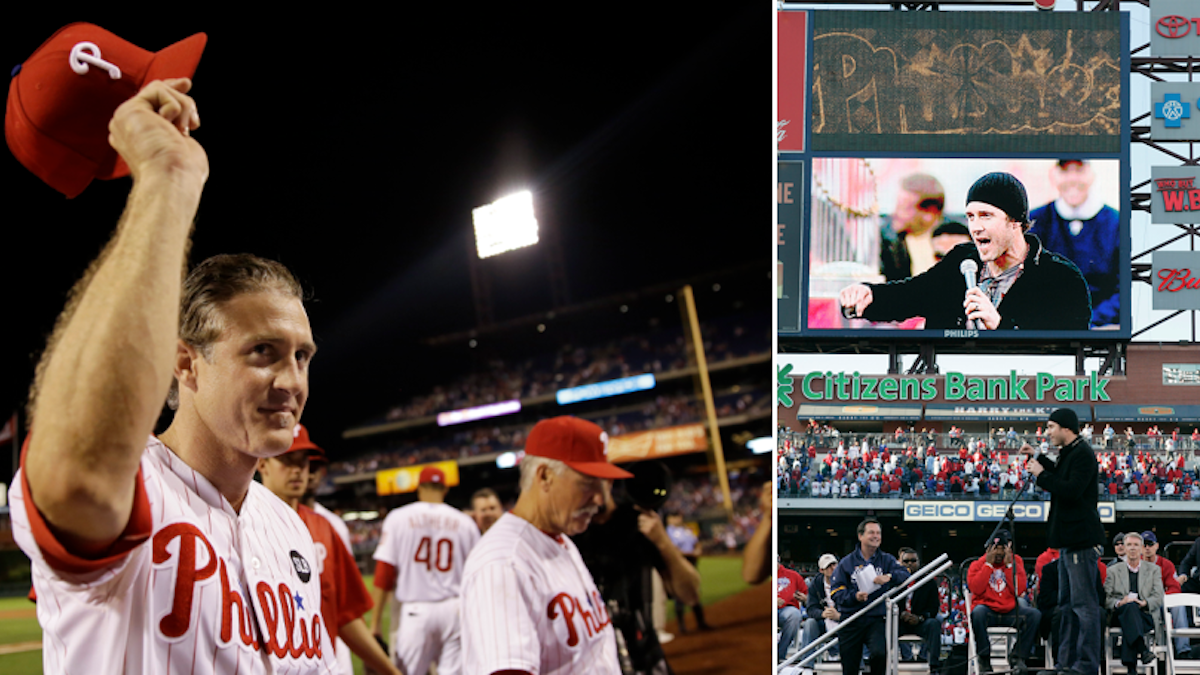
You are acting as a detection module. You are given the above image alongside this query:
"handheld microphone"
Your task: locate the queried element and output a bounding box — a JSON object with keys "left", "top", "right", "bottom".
{"left": 959, "top": 259, "right": 979, "bottom": 330}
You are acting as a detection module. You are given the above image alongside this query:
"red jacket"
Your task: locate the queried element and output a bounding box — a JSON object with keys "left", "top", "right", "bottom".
{"left": 968, "top": 554, "right": 1026, "bottom": 614}
{"left": 778, "top": 565, "right": 807, "bottom": 609}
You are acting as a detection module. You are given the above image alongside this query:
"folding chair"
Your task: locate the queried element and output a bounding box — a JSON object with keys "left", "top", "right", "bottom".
{"left": 897, "top": 634, "right": 932, "bottom": 674}
{"left": 1164, "top": 593, "right": 1200, "bottom": 674}
{"left": 963, "top": 586, "right": 1016, "bottom": 675}
{"left": 1104, "top": 624, "right": 1161, "bottom": 675}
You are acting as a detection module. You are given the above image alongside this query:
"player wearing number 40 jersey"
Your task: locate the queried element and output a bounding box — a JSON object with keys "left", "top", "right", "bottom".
{"left": 371, "top": 466, "right": 480, "bottom": 675}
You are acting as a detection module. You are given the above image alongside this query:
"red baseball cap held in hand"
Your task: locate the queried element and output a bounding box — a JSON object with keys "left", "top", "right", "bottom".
{"left": 6, "top": 23, "right": 207, "bottom": 198}
{"left": 524, "top": 416, "right": 633, "bottom": 479}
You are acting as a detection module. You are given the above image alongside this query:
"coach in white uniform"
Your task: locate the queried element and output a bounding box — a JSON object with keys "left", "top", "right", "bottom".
{"left": 371, "top": 466, "right": 480, "bottom": 675}
{"left": 461, "top": 415, "right": 634, "bottom": 675}
{"left": 10, "top": 63, "right": 336, "bottom": 673}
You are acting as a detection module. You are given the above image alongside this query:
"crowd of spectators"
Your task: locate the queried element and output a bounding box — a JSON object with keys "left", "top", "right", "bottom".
{"left": 322, "top": 312, "right": 767, "bottom": 478}
{"left": 777, "top": 422, "right": 1200, "bottom": 500}
{"left": 374, "top": 313, "right": 762, "bottom": 425}
{"left": 327, "top": 387, "right": 765, "bottom": 479}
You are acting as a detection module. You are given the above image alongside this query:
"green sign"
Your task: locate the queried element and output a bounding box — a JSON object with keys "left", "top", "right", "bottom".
{"left": 777, "top": 370, "right": 1112, "bottom": 406}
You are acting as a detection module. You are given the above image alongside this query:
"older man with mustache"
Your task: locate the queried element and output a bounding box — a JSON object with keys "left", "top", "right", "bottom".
{"left": 460, "top": 416, "right": 634, "bottom": 675}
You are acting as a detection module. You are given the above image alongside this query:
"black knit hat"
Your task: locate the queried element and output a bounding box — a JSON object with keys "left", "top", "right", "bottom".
{"left": 966, "top": 172, "right": 1029, "bottom": 225}
{"left": 1049, "top": 407, "right": 1080, "bottom": 434}
{"left": 987, "top": 529, "right": 1012, "bottom": 549}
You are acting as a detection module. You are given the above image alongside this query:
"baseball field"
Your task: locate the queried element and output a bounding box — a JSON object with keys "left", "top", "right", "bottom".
{"left": 0, "top": 554, "right": 766, "bottom": 675}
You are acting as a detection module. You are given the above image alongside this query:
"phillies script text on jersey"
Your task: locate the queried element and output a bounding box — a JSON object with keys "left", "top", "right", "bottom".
{"left": 154, "top": 522, "right": 320, "bottom": 657}
{"left": 547, "top": 589, "right": 612, "bottom": 646}
{"left": 12, "top": 438, "right": 337, "bottom": 674}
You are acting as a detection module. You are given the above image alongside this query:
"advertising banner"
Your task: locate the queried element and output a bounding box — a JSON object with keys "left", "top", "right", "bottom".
{"left": 778, "top": 161, "right": 804, "bottom": 332}
{"left": 777, "top": 11, "right": 807, "bottom": 153}
{"left": 1152, "top": 251, "right": 1200, "bottom": 310}
{"left": 606, "top": 423, "right": 708, "bottom": 463}
{"left": 1150, "top": 167, "right": 1200, "bottom": 224}
{"left": 1151, "top": 0, "right": 1200, "bottom": 58}
{"left": 924, "top": 403, "right": 1092, "bottom": 422}
{"left": 1152, "top": 82, "right": 1200, "bottom": 142}
{"left": 376, "top": 460, "right": 460, "bottom": 496}
{"left": 904, "top": 501, "right": 1115, "bottom": 523}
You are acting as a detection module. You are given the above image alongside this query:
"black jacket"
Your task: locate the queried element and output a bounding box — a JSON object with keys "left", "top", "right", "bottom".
{"left": 899, "top": 573, "right": 940, "bottom": 621}
{"left": 880, "top": 225, "right": 914, "bottom": 282}
{"left": 1180, "top": 538, "right": 1200, "bottom": 593}
{"left": 806, "top": 573, "right": 834, "bottom": 617}
{"left": 864, "top": 234, "right": 1091, "bottom": 330}
{"left": 1036, "top": 437, "right": 1106, "bottom": 550}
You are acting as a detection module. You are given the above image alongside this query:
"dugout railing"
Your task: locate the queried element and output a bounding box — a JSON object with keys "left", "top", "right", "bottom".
{"left": 777, "top": 553, "right": 950, "bottom": 675}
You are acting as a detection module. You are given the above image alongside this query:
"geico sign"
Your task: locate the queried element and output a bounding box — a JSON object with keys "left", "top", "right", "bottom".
{"left": 1158, "top": 15, "right": 1200, "bottom": 39}
{"left": 904, "top": 502, "right": 973, "bottom": 521}
{"left": 975, "top": 503, "right": 1046, "bottom": 521}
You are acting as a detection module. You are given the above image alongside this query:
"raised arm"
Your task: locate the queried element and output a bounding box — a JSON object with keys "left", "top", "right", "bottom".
{"left": 637, "top": 508, "right": 701, "bottom": 606}
{"left": 22, "top": 79, "right": 206, "bottom": 556}
{"left": 741, "top": 484, "right": 772, "bottom": 584}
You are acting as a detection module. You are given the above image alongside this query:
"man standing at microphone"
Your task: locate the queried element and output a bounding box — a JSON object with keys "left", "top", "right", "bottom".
{"left": 1021, "top": 409, "right": 1106, "bottom": 675}
{"left": 839, "top": 172, "right": 1091, "bottom": 331}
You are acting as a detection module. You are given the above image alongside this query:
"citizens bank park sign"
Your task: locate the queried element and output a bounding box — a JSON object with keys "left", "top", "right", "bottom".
{"left": 776, "top": 368, "right": 1112, "bottom": 407}
{"left": 904, "top": 501, "right": 1116, "bottom": 523}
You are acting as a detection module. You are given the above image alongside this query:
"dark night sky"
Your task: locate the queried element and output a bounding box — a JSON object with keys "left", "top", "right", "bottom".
{"left": 0, "top": 7, "right": 769, "bottom": 466}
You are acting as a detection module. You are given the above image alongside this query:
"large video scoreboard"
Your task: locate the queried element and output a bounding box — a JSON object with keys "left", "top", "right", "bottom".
{"left": 777, "top": 9, "right": 1130, "bottom": 342}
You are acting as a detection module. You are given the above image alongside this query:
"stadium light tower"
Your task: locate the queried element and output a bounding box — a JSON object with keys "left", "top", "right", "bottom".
{"left": 472, "top": 190, "right": 539, "bottom": 259}
{"left": 468, "top": 190, "right": 570, "bottom": 328}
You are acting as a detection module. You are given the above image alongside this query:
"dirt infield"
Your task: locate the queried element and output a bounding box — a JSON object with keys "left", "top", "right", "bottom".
{"left": 662, "top": 581, "right": 771, "bottom": 674}
{"left": 0, "top": 609, "right": 36, "bottom": 620}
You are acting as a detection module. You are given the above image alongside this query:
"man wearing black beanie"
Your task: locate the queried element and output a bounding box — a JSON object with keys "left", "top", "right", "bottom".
{"left": 1021, "top": 408, "right": 1105, "bottom": 675}
{"left": 839, "top": 172, "right": 1092, "bottom": 331}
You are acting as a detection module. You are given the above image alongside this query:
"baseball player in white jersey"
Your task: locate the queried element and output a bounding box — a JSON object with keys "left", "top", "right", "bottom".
{"left": 10, "top": 51, "right": 337, "bottom": 672}
{"left": 470, "top": 486, "right": 505, "bottom": 535}
{"left": 371, "top": 466, "right": 480, "bottom": 675}
{"left": 460, "top": 415, "right": 634, "bottom": 675}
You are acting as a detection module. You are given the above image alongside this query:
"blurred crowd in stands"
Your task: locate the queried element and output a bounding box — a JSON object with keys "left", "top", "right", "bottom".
{"left": 777, "top": 422, "right": 1200, "bottom": 500}
{"left": 326, "top": 313, "right": 766, "bottom": 478}
{"left": 376, "top": 314, "right": 759, "bottom": 425}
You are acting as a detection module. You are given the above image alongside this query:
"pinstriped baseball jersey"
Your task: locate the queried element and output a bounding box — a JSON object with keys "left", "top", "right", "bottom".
{"left": 373, "top": 501, "right": 480, "bottom": 603}
{"left": 460, "top": 513, "right": 621, "bottom": 675}
{"left": 11, "top": 436, "right": 338, "bottom": 674}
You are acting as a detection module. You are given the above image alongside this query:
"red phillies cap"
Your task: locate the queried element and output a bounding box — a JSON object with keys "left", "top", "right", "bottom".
{"left": 288, "top": 424, "right": 327, "bottom": 465}
{"left": 525, "top": 416, "right": 633, "bottom": 479}
{"left": 418, "top": 466, "right": 446, "bottom": 485}
{"left": 6, "top": 23, "right": 207, "bottom": 198}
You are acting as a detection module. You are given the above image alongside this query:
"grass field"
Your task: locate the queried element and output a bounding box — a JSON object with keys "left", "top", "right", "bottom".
{"left": 0, "top": 554, "right": 752, "bottom": 675}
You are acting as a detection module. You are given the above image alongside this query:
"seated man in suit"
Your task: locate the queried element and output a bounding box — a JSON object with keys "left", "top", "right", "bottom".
{"left": 1104, "top": 532, "right": 1164, "bottom": 672}
{"left": 967, "top": 530, "right": 1041, "bottom": 675}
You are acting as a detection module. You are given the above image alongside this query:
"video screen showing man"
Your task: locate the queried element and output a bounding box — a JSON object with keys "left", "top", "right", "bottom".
{"left": 1029, "top": 159, "right": 1120, "bottom": 329}
{"left": 839, "top": 172, "right": 1091, "bottom": 331}
{"left": 881, "top": 173, "right": 946, "bottom": 281}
